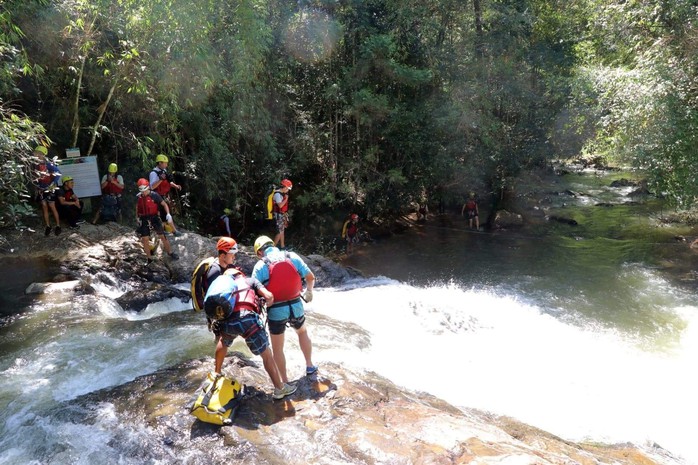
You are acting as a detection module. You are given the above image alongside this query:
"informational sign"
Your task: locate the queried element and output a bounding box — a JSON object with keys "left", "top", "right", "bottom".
{"left": 56, "top": 156, "right": 102, "bottom": 198}
{"left": 65, "top": 148, "right": 81, "bottom": 158}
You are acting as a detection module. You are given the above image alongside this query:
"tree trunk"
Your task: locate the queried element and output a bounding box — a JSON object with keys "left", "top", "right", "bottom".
{"left": 86, "top": 79, "right": 117, "bottom": 157}
{"left": 70, "top": 56, "right": 86, "bottom": 147}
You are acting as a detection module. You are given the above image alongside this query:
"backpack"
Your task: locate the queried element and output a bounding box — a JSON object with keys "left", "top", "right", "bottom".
{"left": 188, "top": 372, "right": 244, "bottom": 425}
{"left": 265, "top": 189, "right": 275, "bottom": 220}
{"left": 263, "top": 253, "right": 302, "bottom": 303}
{"left": 191, "top": 257, "right": 216, "bottom": 312}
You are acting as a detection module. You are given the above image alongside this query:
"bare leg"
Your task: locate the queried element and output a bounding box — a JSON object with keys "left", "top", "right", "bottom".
{"left": 295, "top": 325, "right": 314, "bottom": 369}
{"left": 41, "top": 202, "right": 50, "bottom": 226}
{"left": 48, "top": 202, "right": 60, "bottom": 226}
{"left": 270, "top": 332, "right": 288, "bottom": 383}
{"left": 140, "top": 236, "right": 152, "bottom": 258}
{"left": 260, "top": 347, "right": 284, "bottom": 389}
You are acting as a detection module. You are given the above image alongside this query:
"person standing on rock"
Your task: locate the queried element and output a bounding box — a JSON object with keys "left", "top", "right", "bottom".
{"left": 252, "top": 235, "right": 317, "bottom": 382}
{"left": 33, "top": 145, "right": 62, "bottom": 236}
{"left": 92, "top": 163, "right": 124, "bottom": 224}
{"left": 204, "top": 270, "right": 297, "bottom": 400}
{"left": 135, "top": 178, "right": 179, "bottom": 264}
{"left": 149, "top": 154, "right": 183, "bottom": 236}
{"left": 271, "top": 179, "right": 292, "bottom": 249}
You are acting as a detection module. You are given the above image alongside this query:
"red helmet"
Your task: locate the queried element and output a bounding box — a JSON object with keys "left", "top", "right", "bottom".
{"left": 217, "top": 237, "right": 239, "bottom": 254}
{"left": 137, "top": 178, "right": 150, "bottom": 192}
{"left": 351, "top": 213, "right": 358, "bottom": 220}
{"left": 281, "top": 179, "right": 292, "bottom": 189}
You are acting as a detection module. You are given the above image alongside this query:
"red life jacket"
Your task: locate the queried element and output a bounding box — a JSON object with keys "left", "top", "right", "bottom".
{"left": 232, "top": 276, "right": 261, "bottom": 314}
{"left": 62, "top": 188, "right": 76, "bottom": 202}
{"left": 152, "top": 168, "right": 171, "bottom": 196}
{"left": 102, "top": 176, "right": 124, "bottom": 195}
{"left": 37, "top": 162, "right": 52, "bottom": 186}
{"left": 465, "top": 199, "right": 477, "bottom": 211}
{"left": 271, "top": 191, "right": 289, "bottom": 214}
{"left": 137, "top": 193, "right": 160, "bottom": 216}
{"left": 264, "top": 254, "right": 301, "bottom": 303}
{"left": 347, "top": 221, "right": 358, "bottom": 237}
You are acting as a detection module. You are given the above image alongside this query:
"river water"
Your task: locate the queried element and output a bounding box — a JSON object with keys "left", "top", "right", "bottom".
{"left": 1, "top": 169, "right": 697, "bottom": 464}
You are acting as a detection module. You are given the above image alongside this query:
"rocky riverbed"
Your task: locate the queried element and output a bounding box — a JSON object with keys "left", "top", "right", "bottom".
{"left": 0, "top": 223, "right": 678, "bottom": 465}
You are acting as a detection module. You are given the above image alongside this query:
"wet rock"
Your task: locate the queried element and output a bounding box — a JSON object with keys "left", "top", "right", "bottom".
{"left": 64, "top": 356, "right": 666, "bottom": 465}
{"left": 492, "top": 210, "right": 524, "bottom": 229}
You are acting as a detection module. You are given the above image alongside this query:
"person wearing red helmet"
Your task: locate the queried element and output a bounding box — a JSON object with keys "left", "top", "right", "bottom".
{"left": 272, "top": 179, "right": 293, "bottom": 249}
{"left": 135, "top": 178, "right": 178, "bottom": 264}
{"left": 341, "top": 213, "right": 360, "bottom": 254}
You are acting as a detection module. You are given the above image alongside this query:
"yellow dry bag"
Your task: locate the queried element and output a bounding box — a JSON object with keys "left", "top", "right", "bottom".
{"left": 189, "top": 372, "right": 244, "bottom": 425}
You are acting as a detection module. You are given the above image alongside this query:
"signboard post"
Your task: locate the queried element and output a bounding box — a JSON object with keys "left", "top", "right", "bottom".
{"left": 56, "top": 156, "right": 102, "bottom": 199}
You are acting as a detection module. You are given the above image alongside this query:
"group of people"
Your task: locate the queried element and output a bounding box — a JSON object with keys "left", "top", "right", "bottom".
{"left": 33, "top": 145, "right": 86, "bottom": 235}
{"left": 198, "top": 235, "right": 317, "bottom": 400}
{"left": 33, "top": 145, "right": 184, "bottom": 263}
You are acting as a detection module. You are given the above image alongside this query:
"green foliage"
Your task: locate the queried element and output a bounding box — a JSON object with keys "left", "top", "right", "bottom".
{"left": 0, "top": 106, "right": 46, "bottom": 228}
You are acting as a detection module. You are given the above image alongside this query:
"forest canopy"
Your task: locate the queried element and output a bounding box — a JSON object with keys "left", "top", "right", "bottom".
{"left": 1, "top": 0, "right": 697, "bottom": 234}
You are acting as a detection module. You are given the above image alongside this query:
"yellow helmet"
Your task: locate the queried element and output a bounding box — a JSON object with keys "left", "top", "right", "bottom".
{"left": 62, "top": 175, "right": 74, "bottom": 184}
{"left": 156, "top": 154, "right": 168, "bottom": 163}
{"left": 108, "top": 163, "right": 118, "bottom": 173}
{"left": 34, "top": 145, "right": 48, "bottom": 155}
{"left": 253, "top": 235, "right": 274, "bottom": 255}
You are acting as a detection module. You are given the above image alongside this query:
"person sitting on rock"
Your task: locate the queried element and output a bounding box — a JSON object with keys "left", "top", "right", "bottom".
{"left": 56, "top": 176, "right": 84, "bottom": 229}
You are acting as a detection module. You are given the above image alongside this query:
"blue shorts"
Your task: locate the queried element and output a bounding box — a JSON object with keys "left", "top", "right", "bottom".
{"left": 219, "top": 313, "right": 269, "bottom": 355}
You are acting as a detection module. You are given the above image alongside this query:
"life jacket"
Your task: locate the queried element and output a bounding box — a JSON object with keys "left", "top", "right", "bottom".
{"left": 37, "top": 163, "right": 53, "bottom": 186}
{"left": 465, "top": 199, "right": 477, "bottom": 211}
{"left": 263, "top": 253, "right": 302, "bottom": 304}
{"left": 266, "top": 189, "right": 288, "bottom": 219}
{"left": 61, "top": 188, "right": 77, "bottom": 202}
{"left": 136, "top": 192, "right": 160, "bottom": 216}
{"left": 102, "top": 175, "right": 124, "bottom": 195}
{"left": 151, "top": 167, "right": 171, "bottom": 196}
{"left": 192, "top": 260, "right": 260, "bottom": 314}
{"left": 188, "top": 372, "right": 243, "bottom": 425}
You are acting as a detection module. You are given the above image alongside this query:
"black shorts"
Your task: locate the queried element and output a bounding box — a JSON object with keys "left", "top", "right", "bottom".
{"left": 268, "top": 314, "right": 306, "bottom": 335}
{"left": 136, "top": 215, "right": 164, "bottom": 237}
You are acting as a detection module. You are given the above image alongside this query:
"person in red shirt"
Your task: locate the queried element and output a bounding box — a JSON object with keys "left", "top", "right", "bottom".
{"left": 56, "top": 176, "right": 84, "bottom": 229}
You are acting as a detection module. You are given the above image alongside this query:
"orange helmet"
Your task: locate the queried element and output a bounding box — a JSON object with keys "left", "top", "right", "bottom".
{"left": 217, "top": 237, "right": 239, "bottom": 254}
{"left": 136, "top": 178, "right": 150, "bottom": 192}
{"left": 281, "top": 179, "right": 292, "bottom": 189}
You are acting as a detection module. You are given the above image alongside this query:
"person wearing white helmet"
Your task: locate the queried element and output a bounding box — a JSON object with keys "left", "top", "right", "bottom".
{"left": 135, "top": 178, "right": 178, "bottom": 264}
{"left": 252, "top": 235, "right": 317, "bottom": 382}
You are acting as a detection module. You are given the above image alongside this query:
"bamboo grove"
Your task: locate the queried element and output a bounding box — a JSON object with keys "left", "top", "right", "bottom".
{"left": 1, "top": 0, "right": 697, "bottom": 235}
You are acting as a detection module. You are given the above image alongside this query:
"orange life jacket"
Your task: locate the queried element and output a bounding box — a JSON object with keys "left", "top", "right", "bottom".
{"left": 271, "top": 191, "right": 289, "bottom": 214}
